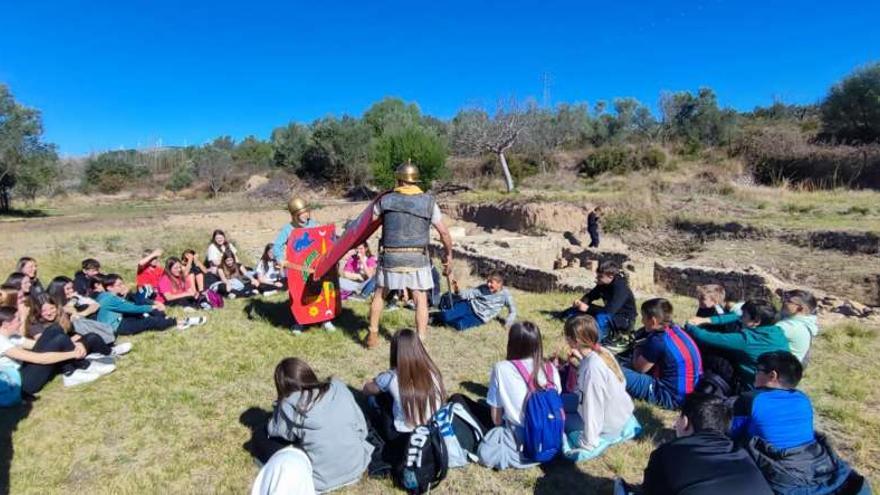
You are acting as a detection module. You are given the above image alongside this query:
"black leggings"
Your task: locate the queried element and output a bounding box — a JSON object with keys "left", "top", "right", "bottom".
{"left": 117, "top": 311, "right": 177, "bottom": 335}
{"left": 20, "top": 326, "right": 88, "bottom": 395}
{"left": 164, "top": 296, "right": 198, "bottom": 308}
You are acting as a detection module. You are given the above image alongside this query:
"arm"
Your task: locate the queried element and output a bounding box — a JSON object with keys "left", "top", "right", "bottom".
{"left": 266, "top": 400, "right": 301, "bottom": 442}
{"left": 709, "top": 313, "right": 742, "bottom": 326}
{"left": 503, "top": 292, "right": 517, "bottom": 328}
{"left": 490, "top": 407, "right": 504, "bottom": 426}
{"left": 631, "top": 354, "right": 655, "bottom": 374}
{"left": 362, "top": 380, "right": 381, "bottom": 396}
{"left": 273, "top": 226, "right": 291, "bottom": 268}
{"left": 137, "top": 249, "right": 162, "bottom": 269}
{"left": 4, "top": 343, "right": 85, "bottom": 365}
{"left": 71, "top": 300, "right": 100, "bottom": 319}
{"left": 104, "top": 295, "right": 155, "bottom": 315}
{"left": 641, "top": 449, "right": 669, "bottom": 495}
{"left": 686, "top": 323, "right": 748, "bottom": 352}
{"left": 432, "top": 219, "right": 454, "bottom": 275}
{"left": 602, "top": 280, "right": 630, "bottom": 316}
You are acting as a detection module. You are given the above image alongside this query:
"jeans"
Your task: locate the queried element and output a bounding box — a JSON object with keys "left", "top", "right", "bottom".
{"left": 621, "top": 366, "right": 679, "bottom": 410}
{"left": 558, "top": 309, "right": 611, "bottom": 343}
{"left": 117, "top": 312, "right": 176, "bottom": 335}
{"left": 436, "top": 300, "right": 484, "bottom": 331}
{"left": 588, "top": 227, "right": 600, "bottom": 248}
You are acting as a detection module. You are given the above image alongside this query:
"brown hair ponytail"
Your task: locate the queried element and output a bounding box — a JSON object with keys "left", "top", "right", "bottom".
{"left": 563, "top": 315, "right": 625, "bottom": 383}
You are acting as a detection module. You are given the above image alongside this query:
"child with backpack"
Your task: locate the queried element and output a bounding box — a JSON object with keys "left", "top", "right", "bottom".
{"left": 561, "top": 315, "right": 640, "bottom": 460}
{"left": 362, "top": 328, "right": 447, "bottom": 467}
{"left": 478, "top": 321, "right": 565, "bottom": 469}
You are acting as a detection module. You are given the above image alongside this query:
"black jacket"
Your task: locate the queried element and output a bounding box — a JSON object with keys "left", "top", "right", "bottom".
{"left": 73, "top": 271, "right": 91, "bottom": 296}
{"left": 643, "top": 430, "right": 773, "bottom": 495}
{"left": 583, "top": 275, "right": 637, "bottom": 331}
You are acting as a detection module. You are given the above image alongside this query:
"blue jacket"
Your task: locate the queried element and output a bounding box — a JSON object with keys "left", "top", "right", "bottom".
{"left": 96, "top": 292, "right": 154, "bottom": 331}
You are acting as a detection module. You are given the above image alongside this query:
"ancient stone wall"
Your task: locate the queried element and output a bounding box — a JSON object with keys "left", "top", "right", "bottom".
{"left": 781, "top": 231, "right": 880, "bottom": 255}
{"left": 446, "top": 201, "right": 589, "bottom": 234}
{"left": 653, "top": 262, "right": 778, "bottom": 301}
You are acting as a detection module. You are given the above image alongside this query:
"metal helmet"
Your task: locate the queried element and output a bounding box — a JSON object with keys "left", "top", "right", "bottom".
{"left": 395, "top": 161, "right": 420, "bottom": 184}
{"left": 287, "top": 197, "right": 308, "bottom": 215}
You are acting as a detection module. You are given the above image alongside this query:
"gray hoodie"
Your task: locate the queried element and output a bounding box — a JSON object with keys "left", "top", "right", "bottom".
{"left": 267, "top": 378, "right": 373, "bottom": 492}
{"left": 776, "top": 314, "right": 819, "bottom": 362}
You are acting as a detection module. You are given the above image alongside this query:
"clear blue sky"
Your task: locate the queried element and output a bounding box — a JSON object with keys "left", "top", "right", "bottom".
{"left": 2, "top": 0, "right": 878, "bottom": 156}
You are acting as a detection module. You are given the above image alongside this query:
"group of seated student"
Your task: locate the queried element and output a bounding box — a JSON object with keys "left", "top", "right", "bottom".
{"left": 338, "top": 243, "right": 377, "bottom": 301}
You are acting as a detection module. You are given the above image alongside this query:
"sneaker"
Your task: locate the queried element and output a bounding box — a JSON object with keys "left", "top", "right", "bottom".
{"left": 111, "top": 342, "right": 133, "bottom": 357}
{"left": 347, "top": 294, "right": 367, "bottom": 303}
{"left": 262, "top": 290, "right": 277, "bottom": 297}
{"left": 228, "top": 293, "right": 237, "bottom": 300}
{"left": 178, "top": 316, "right": 207, "bottom": 330}
{"left": 290, "top": 324, "right": 304, "bottom": 336}
{"left": 385, "top": 303, "right": 399, "bottom": 312}
{"left": 86, "top": 360, "right": 116, "bottom": 376}
{"left": 404, "top": 301, "right": 416, "bottom": 311}
{"left": 364, "top": 332, "right": 380, "bottom": 349}
{"left": 85, "top": 354, "right": 115, "bottom": 366}
{"left": 200, "top": 302, "right": 212, "bottom": 310}
{"left": 183, "top": 306, "right": 196, "bottom": 313}
{"left": 322, "top": 321, "right": 336, "bottom": 332}
{"left": 63, "top": 368, "right": 102, "bottom": 387}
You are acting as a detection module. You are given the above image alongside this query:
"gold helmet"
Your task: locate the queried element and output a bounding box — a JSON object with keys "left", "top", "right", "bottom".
{"left": 395, "top": 161, "right": 420, "bottom": 184}
{"left": 287, "top": 197, "right": 308, "bottom": 215}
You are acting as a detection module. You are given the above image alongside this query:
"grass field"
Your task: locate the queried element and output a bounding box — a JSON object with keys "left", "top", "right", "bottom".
{"left": 1, "top": 197, "right": 878, "bottom": 494}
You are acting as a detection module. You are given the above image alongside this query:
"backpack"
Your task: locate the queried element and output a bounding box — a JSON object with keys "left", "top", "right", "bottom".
{"left": 512, "top": 360, "right": 565, "bottom": 463}
{"left": 199, "top": 290, "right": 224, "bottom": 309}
{"left": 395, "top": 422, "right": 448, "bottom": 494}
{"left": 695, "top": 370, "right": 732, "bottom": 399}
{"left": 433, "top": 401, "right": 487, "bottom": 468}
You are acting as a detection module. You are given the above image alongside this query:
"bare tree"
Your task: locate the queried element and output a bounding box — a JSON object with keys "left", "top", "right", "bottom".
{"left": 196, "top": 147, "right": 233, "bottom": 198}
{"left": 451, "top": 100, "right": 530, "bottom": 192}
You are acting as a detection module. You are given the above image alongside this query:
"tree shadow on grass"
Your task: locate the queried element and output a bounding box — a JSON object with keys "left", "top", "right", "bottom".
{"left": 245, "top": 299, "right": 371, "bottom": 346}
{"left": 0, "top": 399, "right": 34, "bottom": 495}
{"left": 0, "top": 208, "right": 48, "bottom": 219}
{"left": 533, "top": 458, "right": 613, "bottom": 495}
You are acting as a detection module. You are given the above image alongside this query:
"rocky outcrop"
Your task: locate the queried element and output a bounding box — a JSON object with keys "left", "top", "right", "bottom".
{"left": 446, "top": 201, "right": 590, "bottom": 234}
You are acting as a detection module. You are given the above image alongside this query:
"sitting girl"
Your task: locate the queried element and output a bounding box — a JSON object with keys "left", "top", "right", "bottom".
{"left": 339, "top": 243, "right": 377, "bottom": 301}
{"left": 362, "top": 328, "right": 447, "bottom": 466}
{"left": 254, "top": 244, "right": 286, "bottom": 294}
{"left": 560, "top": 315, "right": 640, "bottom": 460}
{"left": 157, "top": 257, "right": 200, "bottom": 308}
{"left": 46, "top": 276, "right": 131, "bottom": 357}
{"left": 261, "top": 357, "right": 373, "bottom": 492}
{"left": 213, "top": 251, "right": 259, "bottom": 299}
{"left": 15, "top": 257, "right": 45, "bottom": 298}
{"left": 206, "top": 229, "right": 239, "bottom": 267}
{"left": 181, "top": 249, "right": 208, "bottom": 293}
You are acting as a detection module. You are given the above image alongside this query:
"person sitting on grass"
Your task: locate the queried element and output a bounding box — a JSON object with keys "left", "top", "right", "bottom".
{"left": 694, "top": 284, "right": 743, "bottom": 333}
{"left": 2, "top": 272, "right": 33, "bottom": 304}
{"left": 15, "top": 257, "right": 45, "bottom": 298}
{"left": 96, "top": 274, "right": 205, "bottom": 335}
{"left": 1, "top": 305, "right": 110, "bottom": 394}
{"left": 733, "top": 351, "right": 870, "bottom": 495}
{"left": 206, "top": 229, "right": 239, "bottom": 268}
{"left": 251, "top": 446, "right": 316, "bottom": 495}
{"left": 157, "top": 257, "right": 200, "bottom": 308}
{"left": 217, "top": 250, "right": 260, "bottom": 299}
{"left": 560, "top": 315, "right": 639, "bottom": 459}
{"left": 258, "top": 357, "right": 373, "bottom": 493}
{"left": 618, "top": 392, "right": 772, "bottom": 495}
{"left": 181, "top": 249, "right": 207, "bottom": 293}
{"left": 620, "top": 298, "right": 703, "bottom": 410}
{"left": 46, "top": 276, "right": 132, "bottom": 358}
{"left": 362, "top": 328, "right": 446, "bottom": 467}
{"left": 686, "top": 299, "right": 789, "bottom": 394}
{"left": 562, "top": 261, "right": 636, "bottom": 344}
{"left": 74, "top": 258, "right": 101, "bottom": 296}
{"left": 434, "top": 271, "right": 517, "bottom": 331}
{"left": 775, "top": 290, "right": 820, "bottom": 364}
{"left": 254, "top": 243, "right": 286, "bottom": 295}
{"left": 135, "top": 248, "right": 164, "bottom": 303}
{"left": 338, "top": 243, "right": 377, "bottom": 301}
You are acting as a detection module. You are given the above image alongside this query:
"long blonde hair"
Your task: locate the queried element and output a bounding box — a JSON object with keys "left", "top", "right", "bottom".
{"left": 564, "top": 315, "right": 624, "bottom": 383}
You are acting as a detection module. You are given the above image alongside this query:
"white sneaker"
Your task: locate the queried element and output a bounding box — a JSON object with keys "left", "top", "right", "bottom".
{"left": 228, "top": 293, "right": 237, "bottom": 300}
{"left": 86, "top": 360, "right": 116, "bottom": 376}
{"left": 322, "top": 321, "right": 336, "bottom": 332}
{"left": 63, "top": 368, "right": 102, "bottom": 387}
{"left": 178, "top": 316, "right": 207, "bottom": 329}
{"left": 290, "top": 324, "right": 304, "bottom": 336}
{"left": 111, "top": 342, "right": 133, "bottom": 357}
{"left": 262, "top": 290, "right": 277, "bottom": 297}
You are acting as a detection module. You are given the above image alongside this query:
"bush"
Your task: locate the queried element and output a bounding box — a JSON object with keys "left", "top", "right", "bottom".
{"left": 819, "top": 62, "right": 880, "bottom": 144}
{"left": 166, "top": 164, "right": 194, "bottom": 192}
{"left": 577, "top": 145, "right": 666, "bottom": 177}
{"left": 371, "top": 125, "right": 447, "bottom": 189}
{"left": 82, "top": 153, "right": 147, "bottom": 193}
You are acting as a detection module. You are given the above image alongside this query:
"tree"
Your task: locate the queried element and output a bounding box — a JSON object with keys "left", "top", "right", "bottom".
{"left": 83, "top": 152, "right": 145, "bottom": 193}
{"left": 0, "top": 84, "right": 58, "bottom": 211}
{"left": 271, "top": 122, "right": 311, "bottom": 171}
{"left": 301, "top": 116, "right": 372, "bottom": 187}
{"left": 371, "top": 125, "right": 447, "bottom": 189}
{"left": 234, "top": 135, "right": 273, "bottom": 168}
{"left": 363, "top": 97, "right": 421, "bottom": 137}
{"left": 450, "top": 102, "right": 530, "bottom": 192}
{"left": 820, "top": 62, "right": 880, "bottom": 144}
{"left": 660, "top": 87, "right": 736, "bottom": 150}
{"left": 195, "top": 146, "right": 234, "bottom": 197}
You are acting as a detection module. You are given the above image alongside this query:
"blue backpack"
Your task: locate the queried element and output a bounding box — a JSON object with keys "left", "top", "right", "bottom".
{"left": 512, "top": 360, "right": 565, "bottom": 463}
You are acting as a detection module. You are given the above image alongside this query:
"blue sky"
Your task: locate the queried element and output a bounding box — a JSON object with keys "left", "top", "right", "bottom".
{"left": 1, "top": 0, "right": 878, "bottom": 155}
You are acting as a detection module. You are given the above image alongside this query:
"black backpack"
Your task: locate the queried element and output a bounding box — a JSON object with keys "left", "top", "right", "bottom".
{"left": 395, "top": 423, "right": 449, "bottom": 494}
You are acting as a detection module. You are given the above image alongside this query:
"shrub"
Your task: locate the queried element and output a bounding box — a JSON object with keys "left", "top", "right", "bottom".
{"left": 82, "top": 153, "right": 147, "bottom": 193}
{"left": 371, "top": 125, "right": 447, "bottom": 189}
{"left": 577, "top": 145, "right": 666, "bottom": 177}
{"left": 166, "top": 164, "right": 194, "bottom": 192}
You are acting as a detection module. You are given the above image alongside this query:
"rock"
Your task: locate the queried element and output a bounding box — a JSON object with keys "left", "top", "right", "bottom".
{"left": 244, "top": 175, "right": 270, "bottom": 191}
{"left": 448, "top": 226, "right": 467, "bottom": 240}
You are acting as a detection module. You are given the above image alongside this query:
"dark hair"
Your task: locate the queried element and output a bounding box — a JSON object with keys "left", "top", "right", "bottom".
{"left": 390, "top": 329, "right": 447, "bottom": 427}
{"left": 81, "top": 258, "right": 101, "bottom": 271}
{"left": 741, "top": 299, "right": 777, "bottom": 327}
{"left": 274, "top": 357, "right": 332, "bottom": 413}
{"left": 102, "top": 274, "right": 123, "bottom": 289}
{"left": 487, "top": 271, "right": 504, "bottom": 285}
{"left": 597, "top": 261, "right": 620, "bottom": 278}
{"left": 506, "top": 321, "right": 546, "bottom": 388}
{"left": 15, "top": 257, "right": 36, "bottom": 274}
{"left": 0, "top": 307, "right": 16, "bottom": 325}
{"left": 211, "top": 229, "right": 228, "bottom": 246}
{"left": 757, "top": 351, "right": 803, "bottom": 388}
{"left": 3, "top": 273, "right": 28, "bottom": 291}
{"left": 220, "top": 249, "right": 240, "bottom": 277}
{"left": 681, "top": 392, "right": 731, "bottom": 432}
{"left": 89, "top": 275, "right": 106, "bottom": 290}
{"left": 641, "top": 298, "right": 674, "bottom": 326}
{"left": 182, "top": 249, "right": 196, "bottom": 260}
{"left": 46, "top": 276, "right": 73, "bottom": 308}
{"left": 783, "top": 289, "right": 817, "bottom": 314}
{"left": 260, "top": 243, "right": 274, "bottom": 263}
{"left": 163, "top": 257, "right": 186, "bottom": 291}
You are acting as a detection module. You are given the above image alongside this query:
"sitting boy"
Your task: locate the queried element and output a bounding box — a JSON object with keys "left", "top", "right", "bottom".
{"left": 624, "top": 392, "right": 772, "bottom": 495}
{"left": 686, "top": 299, "right": 789, "bottom": 393}
{"left": 620, "top": 298, "right": 702, "bottom": 410}
{"left": 74, "top": 258, "right": 101, "bottom": 296}
{"left": 776, "top": 289, "right": 819, "bottom": 364}
{"left": 734, "top": 351, "right": 869, "bottom": 494}
{"left": 434, "top": 272, "right": 516, "bottom": 331}
{"left": 562, "top": 261, "right": 636, "bottom": 343}
{"left": 96, "top": 274, "right": 205, "bottom": 335}
{"left": 694, "top": 284, "right": 742, "bottom": 333}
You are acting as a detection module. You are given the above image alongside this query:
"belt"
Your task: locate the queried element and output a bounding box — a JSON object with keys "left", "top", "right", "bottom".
{"left": 381, "top": 247, "right": 427, "bottom": 253}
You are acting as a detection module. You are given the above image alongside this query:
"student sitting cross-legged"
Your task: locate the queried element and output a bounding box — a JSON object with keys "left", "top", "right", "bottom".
{"left": 96, "top": 274, "right": 205, "bottom": 335}
{"left": 686, "top": 299, "right": 789, "bottom": 394}
{"left": 732, "top": 351, "right": 870, "bottom": 495}
{"left": 616, "top": 392, "right": 773, "bottom": 495}
{"left": 619, "top": 298, "right": 702, "bottom": 410}
{"left": 561, "top": 261, "right": 636, "bottom": 343}
{"left": 434, "top": 272, "right": 517, "bottom": 331}
{"left": 560, "top": 315, "right": 640, "bottom": 461}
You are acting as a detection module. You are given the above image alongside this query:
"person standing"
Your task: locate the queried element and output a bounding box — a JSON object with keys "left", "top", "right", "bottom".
{"left": 587, "top": 206, "right": 602, "bottom": 248}
{"left": 365, "top": 163, "right": 453, "bottom": 349}
{"left": 273, "top": 197, "right": 335, "bottom": 334}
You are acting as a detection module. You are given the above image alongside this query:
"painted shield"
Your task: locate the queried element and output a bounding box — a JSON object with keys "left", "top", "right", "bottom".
{"left": 286, "top": 225, "right": 340, "bottom": 325}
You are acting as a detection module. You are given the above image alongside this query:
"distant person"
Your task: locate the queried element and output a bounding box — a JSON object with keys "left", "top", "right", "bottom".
{"left": 561, "top": 261, "right": 636, "bottom": 344}
{"left": 362, "top": 328, "right": 446, "bottom": 467}
{"left": 135, "top": 248, "right": 164, "bottom": 303}
{"left": 338, "top": 243, "right": 377, "bottom": 301}
{"left": 15, "top": 257, "right": 44, "bottom": 298}
{"left": 74, "top": 258, "right": 102, "bottom": 296}
{"left": 620, "top": 298, "right": 702, "bottom": 410}
{"left": 686, "top": 299, "right": 789, "bottom": 393}
{"left": 262, "top": 357, "right": 373, "bottom": 492}
{"left": 587, "top": 206, "right": 602, "bottom": 248}
{"left": 181, "top": 249, "right": 207, "bottom": 293}
{"left": 206, "top": 229, "right": 239, "bottom": 268}
{"left": 254, "top": 244, "right": 286, "bottom": 294}
{"left": 733, "top": 351, "right": 869, "bottom": 495}
{"left": 157, "top": 257, "right": 200, "bottom": 307}
{"left": 620, "top": 392, "right": 773, "bottom": 495}
{"left": 692, "top": 284, "right": 743, "bottom": 333}
{"left": 46, "top": 276, "right": 132, "bottom": 357}
{"left": 217, "top": 251, "right": 260, "bottom": 299}
{"left": 433, "top": 271, "right": 517, "bottom": 331}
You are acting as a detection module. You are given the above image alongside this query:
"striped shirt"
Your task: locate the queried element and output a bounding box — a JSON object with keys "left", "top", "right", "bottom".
{"left": 640, "top": 325, "right": 703, "bottom": 403}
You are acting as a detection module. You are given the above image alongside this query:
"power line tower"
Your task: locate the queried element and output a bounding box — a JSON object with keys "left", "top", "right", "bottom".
{"left": 542, "top": 72, "right": 553, "bottom": 109}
